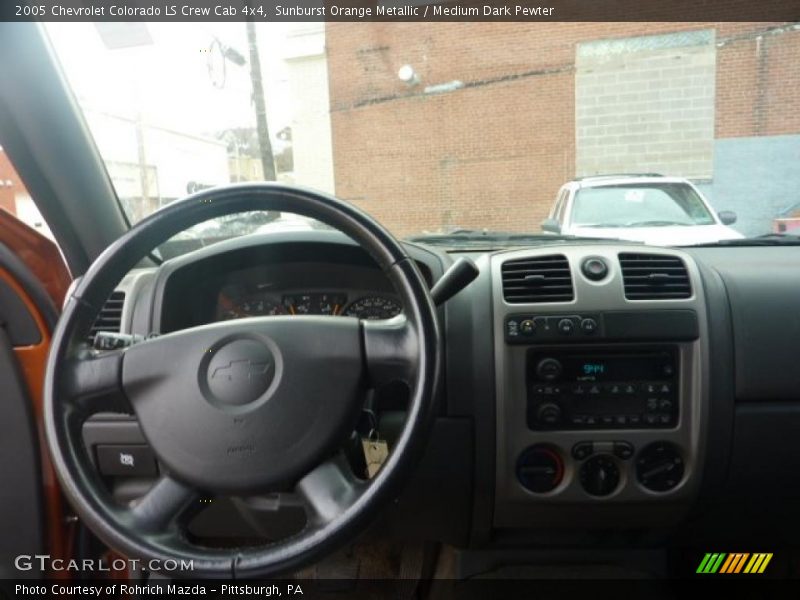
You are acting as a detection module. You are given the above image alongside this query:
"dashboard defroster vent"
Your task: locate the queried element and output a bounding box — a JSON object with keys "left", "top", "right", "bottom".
{"left": 501, "top": 255, "right": 574, "bottom": 303}
{"left": 619, "top": 253, "right": 691, "bottom": 300}
{"left": 88, "top": 291, "right": 125, "bottom": 343}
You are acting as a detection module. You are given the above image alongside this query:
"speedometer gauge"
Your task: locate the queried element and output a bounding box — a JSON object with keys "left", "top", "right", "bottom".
{"left": 345, "top": 296, "right": 402, "bottom": 320}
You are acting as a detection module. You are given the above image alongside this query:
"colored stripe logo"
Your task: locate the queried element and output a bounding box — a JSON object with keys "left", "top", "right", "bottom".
{"left": 696, "top": 552, "right": 772, "bottom": 574}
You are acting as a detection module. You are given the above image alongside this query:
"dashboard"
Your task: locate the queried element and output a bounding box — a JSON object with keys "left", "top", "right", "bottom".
{"left": 86, "top": 229, "right": 800, "bottom": 565}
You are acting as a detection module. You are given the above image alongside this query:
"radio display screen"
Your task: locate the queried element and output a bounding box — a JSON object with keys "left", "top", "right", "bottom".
{"left": 530, "top": 351, "right": 675, "bottom": 383}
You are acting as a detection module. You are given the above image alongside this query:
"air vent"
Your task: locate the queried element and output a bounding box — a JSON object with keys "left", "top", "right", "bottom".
{"left": 501, "top": 255, "right": 574, "bottom": 303}
{"left": 619, "top": 253, "right": 691, "bottom": 300}
{"left": 88, "top": 291, "right": 125, "bottom": 343}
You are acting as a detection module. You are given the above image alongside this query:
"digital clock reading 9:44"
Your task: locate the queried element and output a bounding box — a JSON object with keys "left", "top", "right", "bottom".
{"left": 582, "top": 362, "right": 606, "bottom": 376}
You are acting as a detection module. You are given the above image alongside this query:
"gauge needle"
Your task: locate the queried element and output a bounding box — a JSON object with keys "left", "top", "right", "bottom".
{"left": 333, "top": 304, "right": 340, "bottom": 315}
{"left": 288, "top": 304, "right": 296, "bottom": 315}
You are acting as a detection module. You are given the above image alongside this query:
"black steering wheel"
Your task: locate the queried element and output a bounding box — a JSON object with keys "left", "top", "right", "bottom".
{"left": 44, "top": 183, "right": 440, "bottom": 578}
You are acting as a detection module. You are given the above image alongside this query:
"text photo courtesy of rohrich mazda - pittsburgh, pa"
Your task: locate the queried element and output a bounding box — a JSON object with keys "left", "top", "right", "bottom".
{"left": 0, "top": 0, "right": 799, "bottom": 598}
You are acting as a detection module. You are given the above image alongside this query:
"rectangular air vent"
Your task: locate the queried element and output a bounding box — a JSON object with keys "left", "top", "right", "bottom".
{"left": 88, "top": 291, "right": 125, "bottom": 342}
{"left": 501, "top": 255, "right": 574, "bottom": 303}
{"left": 619, "top": 253, "right": 691, "bottom": 300}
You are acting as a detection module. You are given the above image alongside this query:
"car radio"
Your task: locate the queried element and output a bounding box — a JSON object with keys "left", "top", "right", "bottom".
{"left": 527, "top": 349, "right": 678, "bottom": 430}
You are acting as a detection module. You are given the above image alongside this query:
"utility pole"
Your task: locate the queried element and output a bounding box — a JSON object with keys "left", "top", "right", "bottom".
{"left": 245, "top": 20, "right": 277, "bottom": 181}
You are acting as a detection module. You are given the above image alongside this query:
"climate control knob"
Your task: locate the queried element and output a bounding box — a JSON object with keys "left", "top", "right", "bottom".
{"left": 517, "top": 445, "right": 564, "bottom": 493}
{"left": 636, "top": 442, "right": 684, "bottom": 492}
{"left": 579, "top": 454, "right": 620, "bottom": 497}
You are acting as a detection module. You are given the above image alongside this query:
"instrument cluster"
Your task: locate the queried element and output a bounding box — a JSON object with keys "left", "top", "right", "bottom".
{"left": 216, "top": 287, "right": 402, "bottom": 321}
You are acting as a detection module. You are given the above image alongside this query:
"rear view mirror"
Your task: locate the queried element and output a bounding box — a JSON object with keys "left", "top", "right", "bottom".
{"left": 718, "top": 211, "right": 737, "bottom": 225}
{"left": 541, "top": 218, "right": 562, "bottom": 234}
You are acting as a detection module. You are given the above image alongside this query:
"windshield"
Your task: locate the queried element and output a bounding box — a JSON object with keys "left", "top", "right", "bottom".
{"left": 571, "top": 183, "right": 716, "bottom": 228}
{"left": 44, "top": 22, "right": 800, "bottom": 250}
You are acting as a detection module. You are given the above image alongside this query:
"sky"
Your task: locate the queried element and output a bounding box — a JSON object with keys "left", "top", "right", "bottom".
{"left": 45, "top": 22, "right": 298, "bottom": 142}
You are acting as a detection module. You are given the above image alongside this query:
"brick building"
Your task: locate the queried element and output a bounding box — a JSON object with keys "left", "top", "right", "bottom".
{"left": 325, "top": 22, "right": 800, "bottom": 237}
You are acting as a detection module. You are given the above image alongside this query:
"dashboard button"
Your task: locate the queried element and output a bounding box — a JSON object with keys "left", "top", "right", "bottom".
{"left": 659, "top": 399, "right": 673, "bottom": 411}
{"left": 628, "top": 414, "right": 642, "bottom": 426}
{"left": 589, "top": 384, "right": 601, "bottom": 395}
{"left": 581, "top": 257, "right": 609, "bottom": 281}
{"left": 520, "top": 319, "right": 535, "bottom": 335}
{"left": 660, "top": 383, "right": 672, "bottom": 394}
{"left": 615, "top": 415, "right": 628, "bottom": 426}
{"left": 572, "top": 441, "right": 594, "bottom": 460}
{"left": 580, "top": 318, "right": 598, "bottom": 334}
{"left": 613, "top": 441, "right": 635, "bottom": 460}
{"left": 557, "top": 318, "right": 575, "bottom": 336}
{"left": 96, "top": 445, "right": 158, "bottom": 477}
{"left": 624, "top": 384, "right": 636, "bottom": 395}
{"left": 644, "top": 414, "right": 658, "bottom": 426}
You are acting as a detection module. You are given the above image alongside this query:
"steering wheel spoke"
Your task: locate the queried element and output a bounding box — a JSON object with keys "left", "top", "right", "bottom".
{"left": 61, "top": 350, "right": 132, "bottom": 415}
{"left": 296, "top": 452, "right": 367, "bottom": 527}
{"left": 127, "top": 475, "right": 200, "bottom": 533}
{"left": 362, "top": 314, "right": 418, "bottom": 387}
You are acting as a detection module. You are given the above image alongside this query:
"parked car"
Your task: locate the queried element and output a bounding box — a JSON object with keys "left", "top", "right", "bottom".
{"left": 542, "top": 174, "right": 743, "bottom": 245}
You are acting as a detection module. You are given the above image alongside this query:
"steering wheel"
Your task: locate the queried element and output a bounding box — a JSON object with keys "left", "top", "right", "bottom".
{"left": 44, "top": 183, "right": 440, "bottom": 578}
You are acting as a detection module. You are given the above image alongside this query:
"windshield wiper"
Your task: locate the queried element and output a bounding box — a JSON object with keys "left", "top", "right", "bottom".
{"left": 408, "top": 229, "right": 635, "bottom": 247}
{"left": 690, "top": 233, "right": 800, "bottom": 247}
{"left": 624, "top": 220, "right": 692, "bottom": 227}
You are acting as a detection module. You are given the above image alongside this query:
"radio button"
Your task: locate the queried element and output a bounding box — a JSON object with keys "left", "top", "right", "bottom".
{"left": 584, "top": 416, "right": 597, "bottom": 426}
{"left": 644, "top": 414, "right": 658, "bottom": 426}
{"left": 615, "top": 415, "right": 628, "bottom": 426}
{"left": 601, "top": 415, "right": 614, "bottom": 426}
{"left": 608, "top": 384, "right": 622, "bottom": 395}
{"left": 659, "top": 398, "right": 673, "bottom": 411}
{"left": 571, "top": 415, "right": 586, "bottom": 426}
{"left": 589, "top": 384, "right": 601, "bottom": 395}
{"left": 624, "top": 384, "right": 636, "bottom": 395}
{"left": 660, "top": 383, "right": 672, "bottom": 394}
{"left": 658, "top": 414, "right": 672, "bottom": 425}
{"left": 573, "top": 384, "right": 586, "bottom": 395}
{"left": 646, "top": 398, "right": 659, "bottom": 411}
{"left": 628, "top": 414, "right": 642, "bottom": 426}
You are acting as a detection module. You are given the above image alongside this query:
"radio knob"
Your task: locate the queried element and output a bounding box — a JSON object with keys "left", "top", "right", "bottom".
{"left": 536, "top": 402, "right": 562, "bottom": 426}
{"left": 536, "top": 358, "right": 563, "bottom": 381}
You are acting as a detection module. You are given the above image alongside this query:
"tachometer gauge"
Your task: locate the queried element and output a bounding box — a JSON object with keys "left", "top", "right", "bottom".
{"left": 345, "top": 296, "right": 402, "bottom": 320}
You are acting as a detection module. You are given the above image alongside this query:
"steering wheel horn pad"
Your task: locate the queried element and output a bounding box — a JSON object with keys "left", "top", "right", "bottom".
{"left": 123, "top": 318, "right": 364, "bottom": 492}
{"left": 43, "top": 183, "right": 440, "bottom": 578}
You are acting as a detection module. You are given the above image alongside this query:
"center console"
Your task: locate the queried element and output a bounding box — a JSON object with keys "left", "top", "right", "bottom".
{"left": 491, "top": 247, "right": 708, "bottom": 528}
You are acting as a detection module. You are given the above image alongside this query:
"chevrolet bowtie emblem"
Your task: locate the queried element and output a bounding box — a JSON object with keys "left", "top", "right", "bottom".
{"left": 211, "top": 359, "right": 272, "bottom": 382}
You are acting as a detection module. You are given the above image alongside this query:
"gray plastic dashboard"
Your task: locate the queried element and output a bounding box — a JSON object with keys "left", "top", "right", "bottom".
{"left": 94, "top": 234, "right": 800, "bottom": 547}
